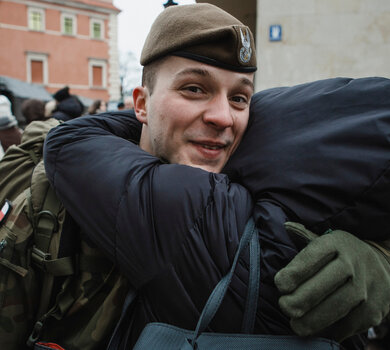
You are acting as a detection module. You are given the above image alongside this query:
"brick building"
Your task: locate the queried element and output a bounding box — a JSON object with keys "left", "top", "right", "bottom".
{"left": 0, "top": 0, "right": 121, "bottom": 104}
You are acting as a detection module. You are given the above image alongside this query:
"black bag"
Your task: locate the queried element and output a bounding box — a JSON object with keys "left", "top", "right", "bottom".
{"left": 133, "top": 218, "right": 339, "bottom": 350}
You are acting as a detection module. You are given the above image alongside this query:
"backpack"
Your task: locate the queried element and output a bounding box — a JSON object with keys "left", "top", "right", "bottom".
{"left": 0, "top": 119, "right": 129, "bottom": 350}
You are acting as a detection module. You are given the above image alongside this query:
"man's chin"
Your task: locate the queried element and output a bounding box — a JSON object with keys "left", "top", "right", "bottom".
{"left": 170, "top": 154, "right": 224, "bottom": 173}
{"left": 184, "top": 161, "right": 223, "bottom": 173}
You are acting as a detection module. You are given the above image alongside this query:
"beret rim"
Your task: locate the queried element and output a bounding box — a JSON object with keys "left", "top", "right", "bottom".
{"left": 172, "top": 52, "right": 257, "bottom": 73}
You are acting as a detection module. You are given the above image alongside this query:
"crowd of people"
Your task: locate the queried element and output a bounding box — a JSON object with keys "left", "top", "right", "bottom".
{"left": 0, "top": 86, "right": 134, "bottom": 159}
{"left": 0, "top": 3, "right": 389, "bottom": 350}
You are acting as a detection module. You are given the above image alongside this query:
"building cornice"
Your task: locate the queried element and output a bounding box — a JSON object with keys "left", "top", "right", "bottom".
{"left": 28, "top": 0, "right": 120, "bottom": 14}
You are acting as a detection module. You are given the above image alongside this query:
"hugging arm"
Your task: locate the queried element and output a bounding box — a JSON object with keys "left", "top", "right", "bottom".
{"left": 44, "top": 112, "right": 253, "bottom": 288}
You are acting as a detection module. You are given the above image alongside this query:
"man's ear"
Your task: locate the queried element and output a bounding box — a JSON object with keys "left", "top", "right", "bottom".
{"left": 133, "top": 86, "right": 148, "bottom": 124}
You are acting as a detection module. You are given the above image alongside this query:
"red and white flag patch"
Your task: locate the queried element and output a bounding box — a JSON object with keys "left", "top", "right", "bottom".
{"left": 0, "top": 200, "right": 12, "bottom": 224}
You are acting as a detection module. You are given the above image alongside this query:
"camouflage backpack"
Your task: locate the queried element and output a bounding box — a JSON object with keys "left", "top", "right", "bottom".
{"left": 0, "top": 119, "right": 129, "bottom": 350}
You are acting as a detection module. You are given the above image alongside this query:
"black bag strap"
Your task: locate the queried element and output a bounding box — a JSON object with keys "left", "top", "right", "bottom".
{"left": 106, "top": 289, "right": 138, "bottom": 350}
{"left": 242, "top": 218, "right": 260, "bottom": 333}
{"left": 189, "top": 217, "right": 260, "bottom": 347}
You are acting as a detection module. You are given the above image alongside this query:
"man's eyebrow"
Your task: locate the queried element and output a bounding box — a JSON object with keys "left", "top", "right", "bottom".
{"left": 175, "top": 68, "right": 254, "bottom": 92}
{"left": 175, "top": 68, "right": 211, "bottom": 78}
{"left": 239, "top": 77, "right": 254, "bottom": 93}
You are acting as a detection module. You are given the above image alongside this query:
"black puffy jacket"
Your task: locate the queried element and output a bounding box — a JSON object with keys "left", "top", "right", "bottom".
{"left": 43, "top": 110, "right": 300, "bottom": 348}
{"left": 44, "top": 76, "right": 389, "bottom": 349}
{"left": 224, "top": 77, "right": 390, "bottom": 241}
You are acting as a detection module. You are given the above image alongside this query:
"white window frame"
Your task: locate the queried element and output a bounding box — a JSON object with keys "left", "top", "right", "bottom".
{"left": 61, "top": 13, "right": 77, "bottom": 36}
{"left": 89, "top": 59, "right": 107, "bottom": 88}
{"left": 90, "top": 18, "right": 104, "bottom": 40}
{"left": 26, "top": 52, "right": 48, "bottom": 85}
{"left": 28, "top": 7, "right": 45, "bottom": 32}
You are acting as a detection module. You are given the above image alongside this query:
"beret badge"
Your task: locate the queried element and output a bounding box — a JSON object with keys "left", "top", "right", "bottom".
{"left": 239, "top": 28, "right": 252, "bottom": 64}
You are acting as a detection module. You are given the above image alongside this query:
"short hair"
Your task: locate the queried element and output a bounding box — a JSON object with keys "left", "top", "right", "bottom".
{"left": 21, "top": 99, "right": 45, "bottom": 124}
{"left": 141, "top": 56, "right": 167, "bottom": 95}
{"left": 117, "top": 102, "right": 124, "bottom": 109}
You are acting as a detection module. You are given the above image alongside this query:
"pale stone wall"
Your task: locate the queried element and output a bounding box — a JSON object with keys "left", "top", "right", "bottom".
{"left": 256, "top": 0, "right": 390, "bottom": 90}
{"left": 108, "top": 13, "right": 121, "bottom": 101}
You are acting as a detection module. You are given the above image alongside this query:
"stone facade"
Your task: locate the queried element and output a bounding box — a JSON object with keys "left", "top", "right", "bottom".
{"left": 256, "top": 0, "right": 390, "bottom": 89}
{"left": 198, "top": 0, "right": 390, "bottom": 91}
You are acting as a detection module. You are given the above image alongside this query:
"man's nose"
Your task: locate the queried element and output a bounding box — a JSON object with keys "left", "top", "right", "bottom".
{"left": 202, "top": 96, "right": 233, "bottom": 129}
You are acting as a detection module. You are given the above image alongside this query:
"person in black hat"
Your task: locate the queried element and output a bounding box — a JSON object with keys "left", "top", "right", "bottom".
{"left": 51, "top": 86, "right": 84, "bottom": 121}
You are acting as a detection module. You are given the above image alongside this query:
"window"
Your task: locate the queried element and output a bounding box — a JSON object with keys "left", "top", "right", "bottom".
{"left": 90, "top": 19, "right": 104, "bottom": 40}
{"left": 93, "top": 22, "right": 101, "bottom": 38}
{"left": 62, "top": 13, "right": 77, "bottom": 36}
{"left": 31, "top": 60, "right": 43, "bottom": 83}
{"left": 28, "top": 8, "right": 45, "bottom": 31}
{"left": 27, "top": 52, "right": 48, "bottom": 85}
{"left": 89, "top": 59, "right": 107, "bottom": 88}
{"left": 92, "top": 66, "right": 103, "bottom": 86}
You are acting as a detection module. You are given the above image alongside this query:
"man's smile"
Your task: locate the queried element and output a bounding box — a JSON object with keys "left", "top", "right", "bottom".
{"left": 190, "top": 140, "right": 229, "bottom": 159}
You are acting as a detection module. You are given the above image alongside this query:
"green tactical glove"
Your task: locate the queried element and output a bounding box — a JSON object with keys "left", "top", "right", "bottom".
{"left": 274, "top": 222, "right": 390, "bottom": 341}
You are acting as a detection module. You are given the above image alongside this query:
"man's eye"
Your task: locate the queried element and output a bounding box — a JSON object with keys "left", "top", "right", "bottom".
{"left": 231, "top": 96, "right": 248, "bottom": 104}
{"left": 184, "top": 86, "right": 203, "bottom": 93}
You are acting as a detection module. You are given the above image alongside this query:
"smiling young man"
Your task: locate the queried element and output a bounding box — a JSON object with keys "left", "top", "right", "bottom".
{"left": 133, "top": 56, "right": 254, "bottom": 172}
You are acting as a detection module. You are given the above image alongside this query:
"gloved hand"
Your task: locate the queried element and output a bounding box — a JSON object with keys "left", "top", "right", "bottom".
{"left": 274, "top": 222, "right": 390, "bottom": 341}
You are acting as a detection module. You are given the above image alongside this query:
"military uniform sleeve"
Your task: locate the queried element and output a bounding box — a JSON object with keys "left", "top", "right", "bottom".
{"left": 44, "top": 112, "right": 253, "bottom": 288}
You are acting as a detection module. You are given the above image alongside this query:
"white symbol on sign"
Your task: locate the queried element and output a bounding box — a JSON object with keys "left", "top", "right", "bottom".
{"left": 271, "top": 26, "right": 281, "bottom": 40}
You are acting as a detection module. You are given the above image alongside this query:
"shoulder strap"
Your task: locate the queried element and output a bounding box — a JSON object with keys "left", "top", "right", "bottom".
{"left": 242, "top": 219, "right": 261, "bottom": 333}
{"left": 189, "top": 217, "right": 260, "bottom": 347}
{"left": 26, "top": 169, "right": 75, "bottom": 347}
{"left": 106, "top": 289, "right": 138, "bottom": 350}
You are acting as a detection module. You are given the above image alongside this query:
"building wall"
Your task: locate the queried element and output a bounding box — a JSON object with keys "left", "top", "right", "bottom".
{"left": 197, "top": 0, "right": 257, "bottom": 42}
{"left": 0, "top": 0, "right": 120, "bottom": 101}
{"left": 196, "top": 0, "right": 389, "bottom": 91}
{"left": 256, "top": 0, "right": 390, "bottom": 90}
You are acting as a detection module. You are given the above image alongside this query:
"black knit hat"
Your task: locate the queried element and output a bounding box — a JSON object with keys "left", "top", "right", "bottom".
{"left": 53, "top": 86, "right": 71, "bottom": 102}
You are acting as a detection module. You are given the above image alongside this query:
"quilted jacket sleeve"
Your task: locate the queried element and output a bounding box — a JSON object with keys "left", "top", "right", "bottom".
{"left": 44, "top": 112, "right": 253, "bottom": 288}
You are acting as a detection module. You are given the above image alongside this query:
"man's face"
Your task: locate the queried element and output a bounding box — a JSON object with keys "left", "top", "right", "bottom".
{"left": 134, "top": 56, "right": 254, "bottom": 173}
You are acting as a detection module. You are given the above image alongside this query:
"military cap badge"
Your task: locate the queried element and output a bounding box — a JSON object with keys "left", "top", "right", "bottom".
{"left": 239, "top": 28, "right": 252, "bottom": 64}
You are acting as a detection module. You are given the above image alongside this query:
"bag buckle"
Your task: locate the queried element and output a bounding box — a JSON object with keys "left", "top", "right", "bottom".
{"left": 32, "top": 246, "right": 51, "bottom": 270}
{"left": 27, "top": 320, "right": 43, "bottom": 347}
{"left": 0, "top": 238, "right": 7, "bottom": 253}
{"left": 35, "top": 210, "right": 59, "bottom": 233}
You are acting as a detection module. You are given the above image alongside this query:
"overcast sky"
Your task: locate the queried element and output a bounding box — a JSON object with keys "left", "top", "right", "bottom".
{"left": 113, "top": 0, "right": 196, "bottom": 61}
{"left": 112, "top": 0, "right": 196, "bottom": 89}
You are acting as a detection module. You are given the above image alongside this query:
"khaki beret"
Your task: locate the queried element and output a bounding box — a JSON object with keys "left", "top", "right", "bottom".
{"left": 141, "top": 3, "right": 257, "bottom": 72}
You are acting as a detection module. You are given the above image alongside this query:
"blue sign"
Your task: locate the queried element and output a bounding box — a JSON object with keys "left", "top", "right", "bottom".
{"left": 269, "top": 25, "right": 282, "bottom": 42}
